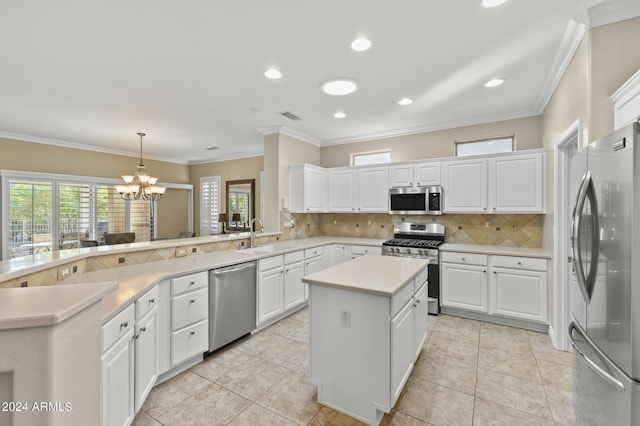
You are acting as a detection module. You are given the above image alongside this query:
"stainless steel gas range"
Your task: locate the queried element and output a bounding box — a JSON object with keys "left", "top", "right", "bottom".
{"left": 382, "top": 222, "right": 444, "bottom": 315}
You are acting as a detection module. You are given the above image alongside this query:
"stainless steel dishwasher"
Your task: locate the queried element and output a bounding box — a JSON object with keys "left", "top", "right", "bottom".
{"left": 209, "top": 261, "right": 257, "bottom": 352}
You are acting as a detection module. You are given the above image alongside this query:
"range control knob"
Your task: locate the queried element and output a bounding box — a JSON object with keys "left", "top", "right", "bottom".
{"left": 406, "top": 248, "right": 411, "bottom": 255}
{"left": 418, "top": 249, "right": 423, "bottom": 256}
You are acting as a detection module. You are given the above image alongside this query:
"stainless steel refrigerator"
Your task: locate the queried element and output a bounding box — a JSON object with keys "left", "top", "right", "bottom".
{"left": 569, "top": 122, "right": 640, "bottom": 425}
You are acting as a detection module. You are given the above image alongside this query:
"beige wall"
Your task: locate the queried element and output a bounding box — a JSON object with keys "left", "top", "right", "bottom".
{"left": 320, "top": 116, "right": 542, "bottom": 167}
{"left": 0, "top": 137, "right": 190, "bottom": 182}
{"left": 189, "top": 155, "right": 264, "bottom": 236}
{"left": 156, "top": 188, "right": 190, "bottom": 237}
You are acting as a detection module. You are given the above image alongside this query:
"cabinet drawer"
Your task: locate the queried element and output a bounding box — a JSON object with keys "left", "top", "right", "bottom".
{"left": 284, "top": 251, "right": 304, "bottom": 264}
{"left": 171, "top": 319, "right": 208, "bottom": 365}
{"left": 352, "top": 245, "right": 379, "bottom": 256}
{"left": 171, "top": 271, "right": 208, "bottom": 296}
{"left": 135, "top": 285, "right": 159, "bottom": 321}
{"left": 491, "top": 255, "right": 547, "bottom": 272}
{"left": 103, "top": 304, "right": 135, "bottom": 352}
{"left": 391, "top": 279, "right": 415, "bottom": 317}
{"left": 172, "top": 288, "right": 208, "bottom": 330}
{"left": 441, "top": 251, "right": 487, "bottom": 266}
{"left": 414, "top": 266, "right": 429, "bottom": 288}
{"left": 259, "top": 255, "right": 284, "bottom": 272}
{"left": 305, "top": 246, "right": 324, "bottom": 259}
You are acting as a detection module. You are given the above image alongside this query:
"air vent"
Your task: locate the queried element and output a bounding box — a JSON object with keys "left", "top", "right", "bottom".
{"left": 280, "top": 111, "right": 303, "bottom": 121}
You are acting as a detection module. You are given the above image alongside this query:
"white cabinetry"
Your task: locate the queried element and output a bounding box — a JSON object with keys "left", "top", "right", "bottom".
{"left": 442, "top": 158, "right": 488, "bottom": 212}
{"left": 488, "top": 153, "right": 544, "bottom": 213}
{"left": 304, "top": 246, "right": 324, "bottom": 301}
{"left": 133, "top": 286, "right": 159, "bottom": 412}
{"left": 324, "top": 244, "right": 350, "bottom": 267}
{"left": 284, "top": 251, "right": 305, "bottom": 311}
{"left": 390, "top": 299, "right": 414, "bottom": 402}
{"left": 357, "top": 166, "right": 389, "bottom": 212}
{"left": 258, "top": 251, "right": 308, "bottom": 327}
{"left": 351, "top": 245, "right": 380, "bottom": 258}
{"left": 441, "top": 250, "right": 550, "bottom": 327}
{"left": 102, "top": 305, "right": 135, "bottom": 426}
{"left": 170, "top": 272, "right": 209, "bottom": 366}
{"left": 290, "top": 164, "right": 328, "bottom": 213}
{"left": 328, "top": 166, "right": 388, "bottom": 213}
{"left": 441, "top": 252, "right": 489, "bottom": 313}
{"left": 389, "top": 162, "right": 440, "bottom": 187}
{"left": 257, "top": 256, "right": 284, "bottom": 325}
{"left": 490, "top": 255, "right": 548, "bottom": 323}
{"left": 442, "top": 151, "right": 545, "bottom": 214}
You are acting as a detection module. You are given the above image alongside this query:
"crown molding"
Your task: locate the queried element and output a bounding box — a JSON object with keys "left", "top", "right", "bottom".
{"left": 587, "top": 0, "right": 640, "bottom": 28}
{"left": 0, "top": 131, "right": 190, "bottom": 165}
{"left": 188, "top": 151, "right": 264, "bottom": 165}
{"left": 320, "top": 108, "right": 539, "bottom": 147}
{"left": 258, "top": 126, "right": 321, "bottom": 146}
{"left": 534, "top": 20, "right": 587, "bottom": 113}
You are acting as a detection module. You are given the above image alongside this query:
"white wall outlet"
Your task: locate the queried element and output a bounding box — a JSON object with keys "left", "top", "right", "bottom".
{"left": 57, "top": 267, "right": 71, "bottom": 280}
{"left": 341, "top": 310, "right": 351, "bottom": 328}
{"left": 175, "top": 247, "right": 188, "bottom": 257}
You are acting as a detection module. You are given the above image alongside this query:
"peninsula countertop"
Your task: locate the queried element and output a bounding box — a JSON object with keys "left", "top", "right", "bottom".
{"left": 302, "top": 254, "right": 429, "bottom": 297}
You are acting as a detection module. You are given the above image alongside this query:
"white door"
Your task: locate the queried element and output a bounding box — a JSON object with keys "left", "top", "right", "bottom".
{"left": 413, "top": 284, "right": 428, "bottom": 359}
{"left": 305, "top": 168, "right": 327, "bottom": 212}
{"left": 389, "top": 164, "right": 414, "bottom": 187}
{"left": 134, "top": 308, "right": 158, "bottom": 412}
{"left": 357, "top": 167, "right": 389, "bottom": 212}
{"left": 441, "top": 263, "right": 488, "bottom": 312}
{"left": 442, "top": 159, "right": 487, "bottom": 212}
{"left": 328, "top": 169, "right": 356, "bottom": 212}
{"left": 492, "top": 268, "right": 548, "bottom": 323}
{"left": 391, "top": 301, "right": 414, "bottom": 403}
{"left": 414, "top": 162, "right": 441, "bottom": 186}
{"left": 257, "top": 267, "right": 284, "bottom": 324}
{"left": 489, "top": 153, "right": 543, "bottom": 213}
{"left": 284, "top": 261, "right": 305, "bottom": 310}
{"left": 103, "top": 330, "right": 134, "bottom": 426}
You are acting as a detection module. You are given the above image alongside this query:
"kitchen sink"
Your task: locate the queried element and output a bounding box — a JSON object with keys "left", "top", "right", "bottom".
{"left": 236, "top": 245, "right": 278, "bottom": 254}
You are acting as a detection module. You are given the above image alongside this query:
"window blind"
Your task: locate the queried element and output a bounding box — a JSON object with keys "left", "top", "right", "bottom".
{"left": 200, "top": 176, "right": 221, "bottom": 235}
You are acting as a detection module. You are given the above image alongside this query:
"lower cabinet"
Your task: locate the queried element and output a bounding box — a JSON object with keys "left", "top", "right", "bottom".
{"left": 102, "top": 305, "right": 136, "bottom": 426}
{"left": 441, "top": 250, "right": 549, "bottom": 326}
{"left": 284, "top": 251, "right": 305, "bottom": 310}
{"left": 133, "top": 286, "right": 159, "bottom": 412}
{"left": 169, "top": 272, "right": 209, "bottom": 366}
{"left": 390, "top": 299, "right": 415, "bottom": 402}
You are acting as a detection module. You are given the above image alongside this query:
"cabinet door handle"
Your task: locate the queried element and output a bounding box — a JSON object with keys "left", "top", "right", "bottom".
{"left": 462, "top": 257, "right": 466, "bottom": 261}
{"left": 517, "top": 262, "right": 522, "bottom": 265}
{"left": 149, "top": 298, "right": 155, "bottom": 304}
{"left": 120, "top": 321, "right": 128, "bottom": 329}
{"left": 140, "top": 326, "right": 147, "bottom": 333}
{"left": 190, "top": 331, "right": 196, "bottom": 336}
{"left": 190, "top": 299, "right": 196, "bottom": 303}
{"left": 189, "top": 281, "right": 195, "bottom": 286}
{"left": 413, "top": 303, "right": 418, "bottom": 308}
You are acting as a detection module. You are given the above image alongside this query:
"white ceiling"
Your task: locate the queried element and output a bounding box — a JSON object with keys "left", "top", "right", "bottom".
{"left": 0, "top": 0, "right": 637, "bottom": 164}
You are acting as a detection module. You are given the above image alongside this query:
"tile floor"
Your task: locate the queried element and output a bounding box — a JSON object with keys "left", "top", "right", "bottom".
{"left": 133, "top": 308, "right": 576, "bottom": 426}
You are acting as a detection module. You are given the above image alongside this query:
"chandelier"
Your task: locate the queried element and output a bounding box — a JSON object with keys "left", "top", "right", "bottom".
{"left": 115, "top": 132, "right": 166, "bottom": 201}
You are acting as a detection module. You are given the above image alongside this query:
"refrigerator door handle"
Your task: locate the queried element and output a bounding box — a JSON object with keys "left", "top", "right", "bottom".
{"left": 570, "top": 171, "right": 600, "bottom": 302}
{"left": 569, "top": 320, "right": 629, "bottom": 392}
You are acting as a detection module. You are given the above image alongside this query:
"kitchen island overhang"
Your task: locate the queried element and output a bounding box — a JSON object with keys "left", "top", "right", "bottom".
{"left": 303, "top": 254, "right": 429, "bottom": 425}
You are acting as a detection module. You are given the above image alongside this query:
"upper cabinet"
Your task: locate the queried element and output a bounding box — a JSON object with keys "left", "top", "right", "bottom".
{"left": 442, "top": 150, "right": 545, "bottom": 214}
{"left": 290, "top": 164, "right": 328, "bottom": 213}
{"left": 389, "top": 162, "right": 441, "bottom": 188}
{"left": 327, "top": 166, "right": 388, "bottom": 213}
{"left": 441, "top": 157, "right": 488, "bottom": 212}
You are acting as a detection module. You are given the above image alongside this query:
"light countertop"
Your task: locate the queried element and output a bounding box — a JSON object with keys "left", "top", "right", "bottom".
{"left": 439, "top": 243, "right": 551, "bottom": 259}
{"left": 0, "top": 282, "right": 117, "bottom": 330}
{"left": 302, "top": 254, "right": 429, "bottom": 297}
{"left": 59, "top": 236, "right": 386, "bottom": 323}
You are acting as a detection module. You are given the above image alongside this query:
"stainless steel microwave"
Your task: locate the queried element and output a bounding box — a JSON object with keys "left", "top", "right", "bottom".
{"left": 389, "top": 186, "right": 443, "bottom": 215}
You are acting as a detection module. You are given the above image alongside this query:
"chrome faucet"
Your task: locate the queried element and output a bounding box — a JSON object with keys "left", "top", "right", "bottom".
{"left": 249, "top": 218, "right": 264, "bottom": 248}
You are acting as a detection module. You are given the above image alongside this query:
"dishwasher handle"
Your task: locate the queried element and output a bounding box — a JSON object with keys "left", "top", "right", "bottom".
{"left": 211, "top": 262, "right": 255, "bottom": 275}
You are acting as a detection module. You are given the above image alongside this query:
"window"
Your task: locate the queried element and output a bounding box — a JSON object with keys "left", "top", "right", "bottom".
{"left": 228, "top": 187, "right": 250, "bottom": 231}
{"left": 2, "top": 171, "right": 154, "bottom": 259}
{"left": 200, "top": 176, "right": 221, "bottom": 235}
{"left": 456, "top": 137, "right": 513, "bottom": 157}
{"left": 351, "top": 150, "right": 391, "bottom": 166}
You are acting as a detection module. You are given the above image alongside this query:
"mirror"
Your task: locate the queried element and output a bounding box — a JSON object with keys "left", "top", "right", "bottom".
{"left": 226, "top": 179, "right": 255, "bottom": 232}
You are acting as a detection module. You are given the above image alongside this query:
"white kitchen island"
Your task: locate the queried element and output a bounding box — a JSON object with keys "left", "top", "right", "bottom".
{"left": 302, "top": 254, "right": 429, "bottom": 425}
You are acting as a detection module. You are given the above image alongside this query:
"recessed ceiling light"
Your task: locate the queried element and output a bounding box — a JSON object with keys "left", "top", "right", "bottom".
{"left": 398, "top": 97, "right": 414, "bottom": 106}
{"left": 334, "top": 111, "right": 347, "bottom": 119}
{"left": 484, "top": 78, "right": 505, "bottom": 88}
{"left": 481, "top": 0, "right": 508, "bottom": 7}
{"left": 264, "top": 68, "right": 282, "bottom": 79}
{"left": 321, "top": 79, "right": 359, "bottom": 96}
{"left": 350, "top": 37, "right": 372, "bottom": 52}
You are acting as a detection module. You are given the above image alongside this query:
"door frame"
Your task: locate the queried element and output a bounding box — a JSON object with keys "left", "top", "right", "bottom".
{"left": 551, "top": 118, "right": 581, "bottom": 351}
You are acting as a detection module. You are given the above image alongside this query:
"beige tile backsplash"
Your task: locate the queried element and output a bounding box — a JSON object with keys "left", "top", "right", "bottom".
{"left": 285, "top": 212, "right": 543, "bottom": 248}
{"left": 0, "top": 212, "right": 542, "bottom": 288}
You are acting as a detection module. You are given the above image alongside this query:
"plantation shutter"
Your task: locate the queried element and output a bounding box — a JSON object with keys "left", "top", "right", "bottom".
{"left": 200, "top": 176, "right": 221, "bottom": 235}
{"left": 7, "top": 179, "right": 53, "bottom": 257}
